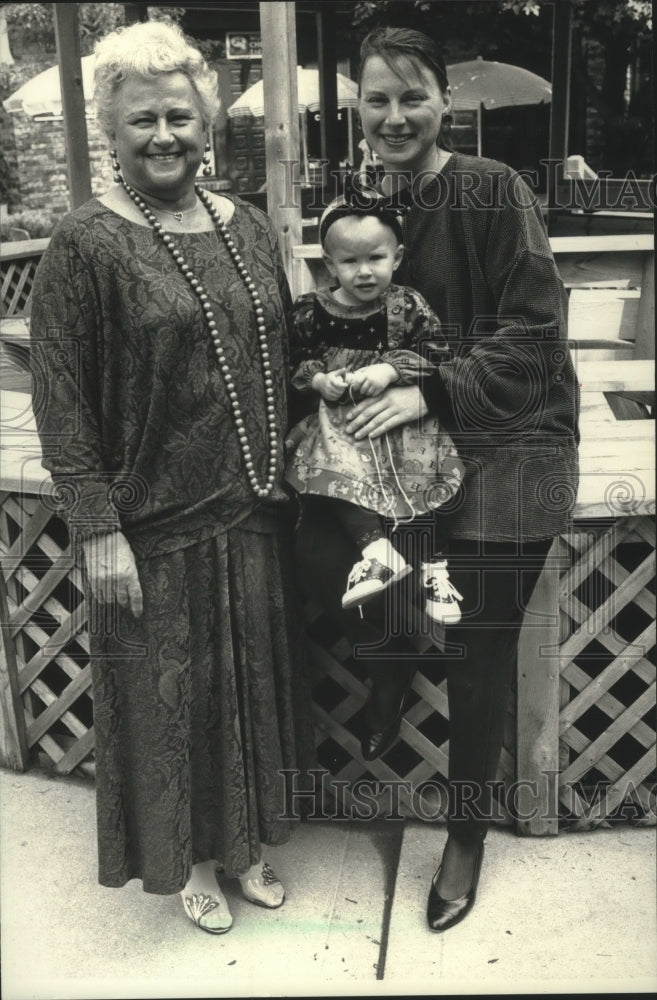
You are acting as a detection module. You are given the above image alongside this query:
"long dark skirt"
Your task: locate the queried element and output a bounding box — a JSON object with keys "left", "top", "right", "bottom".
{"left": 89, "top": 519, "right": 314, "bottom": 894}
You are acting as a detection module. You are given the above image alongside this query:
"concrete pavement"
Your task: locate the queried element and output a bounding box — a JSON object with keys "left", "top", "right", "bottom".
{"left": 1, "top": 766, "right": 655, "bottom": 998}
{"left": 0, "top": 768, "right": 398, "bottom": 999}
{"left": 385, "top": 820, "right": 657, "bottom": 995}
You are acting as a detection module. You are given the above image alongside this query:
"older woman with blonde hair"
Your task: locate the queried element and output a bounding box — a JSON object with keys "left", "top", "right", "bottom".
{"left": 30, "top": 19, "right": 314, "bottom": 934}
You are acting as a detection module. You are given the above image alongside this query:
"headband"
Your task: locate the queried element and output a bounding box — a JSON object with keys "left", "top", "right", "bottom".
{"left": 319, "top": 172, "right": 408, "bottom": 245}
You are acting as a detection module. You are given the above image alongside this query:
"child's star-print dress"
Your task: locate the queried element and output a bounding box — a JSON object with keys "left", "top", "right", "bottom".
{"left": 285, "top": 285, "right": 464, "bottom": 521}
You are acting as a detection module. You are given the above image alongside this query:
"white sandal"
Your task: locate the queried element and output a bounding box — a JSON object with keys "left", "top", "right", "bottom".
{"left": 181, "top": 878, "right": 233, "bottom": 934}
{"left": 238, "top": 861, "right": 285, "bottom": 909}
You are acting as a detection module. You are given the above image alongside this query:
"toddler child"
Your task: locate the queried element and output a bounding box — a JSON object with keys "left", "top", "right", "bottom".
{"left": 285, "top": 185, "right": 464, "bottom": 622}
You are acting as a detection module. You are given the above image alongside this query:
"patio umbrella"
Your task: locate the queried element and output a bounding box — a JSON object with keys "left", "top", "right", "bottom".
{"left": 227, "top": 66, "right": 359, "bottom": 182}
{"left": 4, "top": 55, "right": 96, "bottom": 116}
{"left": 227, "top": 66, "right": 359, "bottom": 118}
{"left": 446, "top": 58, "right": 551, "bottom": 156}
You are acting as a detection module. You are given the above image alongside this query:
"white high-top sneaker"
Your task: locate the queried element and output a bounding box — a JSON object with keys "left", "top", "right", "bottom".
{"left": 342, "top": 537, "right": 412, "bottom": 610}
{"left": 422, "top": 559, "right": 463, "bottom": 624}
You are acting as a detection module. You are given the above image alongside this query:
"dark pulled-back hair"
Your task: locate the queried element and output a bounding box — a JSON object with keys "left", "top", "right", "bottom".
{"left": 319, "top": 173, "right": 407, "bottom": 246}
{"left": 358, "top": 26, "right": 452, "bottom": 149}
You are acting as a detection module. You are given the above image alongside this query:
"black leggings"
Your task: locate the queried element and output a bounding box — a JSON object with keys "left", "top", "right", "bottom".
{"left": 332, "top": 498, "right": 385, "bottom": 550}
{"left": 296, "top": 495, "right": 551, "bottom": 843}
{"left": 329, "top": 497, "right": 445, "bottom": 561}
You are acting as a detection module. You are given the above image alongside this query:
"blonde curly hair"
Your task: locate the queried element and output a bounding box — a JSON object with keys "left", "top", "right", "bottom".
{"left": 94, "top": 20, "right": 220, "bottom": 139}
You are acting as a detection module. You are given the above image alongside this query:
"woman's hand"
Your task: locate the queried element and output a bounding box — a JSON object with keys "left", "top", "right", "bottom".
{"left": 345, "top": 384, "right": 429, "bottom": 439}
{"left": 82, "top": 530, "right": 143, "bottom": 617}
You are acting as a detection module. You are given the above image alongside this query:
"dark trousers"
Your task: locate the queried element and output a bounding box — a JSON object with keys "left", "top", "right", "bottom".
{"left": 296, "top": 496, "right": 551, "bottom": 844}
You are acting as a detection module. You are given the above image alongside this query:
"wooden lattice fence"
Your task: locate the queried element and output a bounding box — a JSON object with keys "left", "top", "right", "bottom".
{"left": 556, "top": 517, "right": 656, "bottom": 828}
{"left": 1, "top": 240, "right": 49, "bottom": 318}
{"left": 305, "top": 595, "right": 517, "bottom": 823}
{"left": 1, "top": 490, "right": 654, "bottom": 830}
{"left": 0, "top": 493, "right": 93, "bottom": 776}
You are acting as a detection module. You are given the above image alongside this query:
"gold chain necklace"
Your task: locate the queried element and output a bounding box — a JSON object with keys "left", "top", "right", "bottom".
{"left": 147, "top": 197, "right": 203, "bottom": 224}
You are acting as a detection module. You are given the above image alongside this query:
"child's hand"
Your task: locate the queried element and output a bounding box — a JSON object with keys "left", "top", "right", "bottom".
{"left": 348, "top": 363, "right": 398, "bottom": 397}
{"left": 312, "top": 369, "right": 348, "bottom": 401}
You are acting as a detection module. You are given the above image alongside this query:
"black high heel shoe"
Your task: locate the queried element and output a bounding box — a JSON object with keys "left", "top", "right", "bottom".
{"left": 360, "top": 691, "right": 407, "bottom": 762}
{"left": 427, "top": 843, "right": 484, "bottom": 932}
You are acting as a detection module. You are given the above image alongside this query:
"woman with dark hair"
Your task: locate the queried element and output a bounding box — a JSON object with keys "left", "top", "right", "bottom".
{"left": 295, "top": 26, "right": 579, "bottom": 932}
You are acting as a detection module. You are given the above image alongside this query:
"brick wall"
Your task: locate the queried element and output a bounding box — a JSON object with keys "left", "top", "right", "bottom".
{"left": 0, "top": 103, "right": 21, "bottom": 208}
{"left": 7, "top": 112, "right": 114, "bottom": 212}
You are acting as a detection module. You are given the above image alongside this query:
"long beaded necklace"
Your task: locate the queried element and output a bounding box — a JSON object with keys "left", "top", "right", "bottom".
{"left": 119, "top": 179, "right": 278, "bottom": 499}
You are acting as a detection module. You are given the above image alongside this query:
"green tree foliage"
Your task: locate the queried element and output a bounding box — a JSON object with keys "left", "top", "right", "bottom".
{"left": 4, "top": 3, "right": 125, "bottom": 55}
{"left": 570, "top": 1, "right": 651, "bottom": 39}
{"left": 3, "top": 3, "right": 188, "bottom": 56}
{"left": 501, "top": 0, "right": 651, "bottom": 33}
{"left": 353, "top": 0, "right": 651, "bottom": 49}
{"left": 0, "top": 4, "right": 187, "bottom": 205}
{"left": 351, "top": 1, "right": 554, "bottom": 73}
{"left": 351, "top": 1, "right": 652, "bottom": 176}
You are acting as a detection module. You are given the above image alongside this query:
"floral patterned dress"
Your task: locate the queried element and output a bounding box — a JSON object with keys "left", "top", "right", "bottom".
{"left": 30, "top": 198, "right": 315, "bottom": 893}
{"left": 285, "top": 286, "right": 464, "bottom": 522}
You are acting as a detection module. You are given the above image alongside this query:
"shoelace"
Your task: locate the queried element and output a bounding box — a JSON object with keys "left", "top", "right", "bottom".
{"left": 424, "top": 567, "right": 463, "bottom": 603}
{"left": 347, "top": 558, "right": 372, "bottom": 585}
{"left": 368, "top": 431, "right": 417, "bottom": 529}
{"left": 345, "top": 383, "right": 416, "bottom": 530}
{"left": 261, "top": 863, "right": 280, "bottom": 885}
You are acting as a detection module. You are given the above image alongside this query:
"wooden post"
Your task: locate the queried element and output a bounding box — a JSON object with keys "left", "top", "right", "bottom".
{"left": 53, "top": 3, "right": 92, "bottom": 210}
{"left": 547, "top": 0, "right": 573, "bottom": 230}
{"left": 0, "top": 570, "right": 30, "bottom": 770}
{"left": 301, "top": 113, "right": 310, "bottom": 185}
{"left": 347, "top": 107, "right": 354, "bottom": 165}
{"left": 515, "top": 538, "right": 563, "bottom": 835}
{"left": 315, "top": 4, "right": 340, "bottom": 178}
{"left": 259, "top": 2, "right": 307, "bottom": 296}
{"left": 634, "top": 252, "right": 655, "bottom": 360}
{"left": 0, "top": 6, "right": 15, "bottom": 65}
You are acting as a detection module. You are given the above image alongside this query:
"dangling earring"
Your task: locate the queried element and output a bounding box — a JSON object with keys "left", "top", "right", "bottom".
{"left": 110, "top": 149, "right": 122, "bottom": 183}
{"left": 202, "top": 138, "right": 212, "bottom": 177}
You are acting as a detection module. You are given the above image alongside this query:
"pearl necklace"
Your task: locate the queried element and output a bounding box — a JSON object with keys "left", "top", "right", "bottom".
{"left": 121, "top": 179, "right": 278, "bottom": 499}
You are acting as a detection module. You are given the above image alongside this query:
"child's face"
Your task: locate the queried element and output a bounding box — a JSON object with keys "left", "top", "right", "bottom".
{"left": 323, "top": 215, "right": 403, "bottom": 306}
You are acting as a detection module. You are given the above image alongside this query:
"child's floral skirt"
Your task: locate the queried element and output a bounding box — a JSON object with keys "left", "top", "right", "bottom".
{"left": 285, "top": 399, "right": 464, "bottom": 522}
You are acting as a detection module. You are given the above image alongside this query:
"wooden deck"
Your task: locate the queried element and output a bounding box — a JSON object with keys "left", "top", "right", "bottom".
{"left": 5, "top": 371, "right": 651, "bottom": 513}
